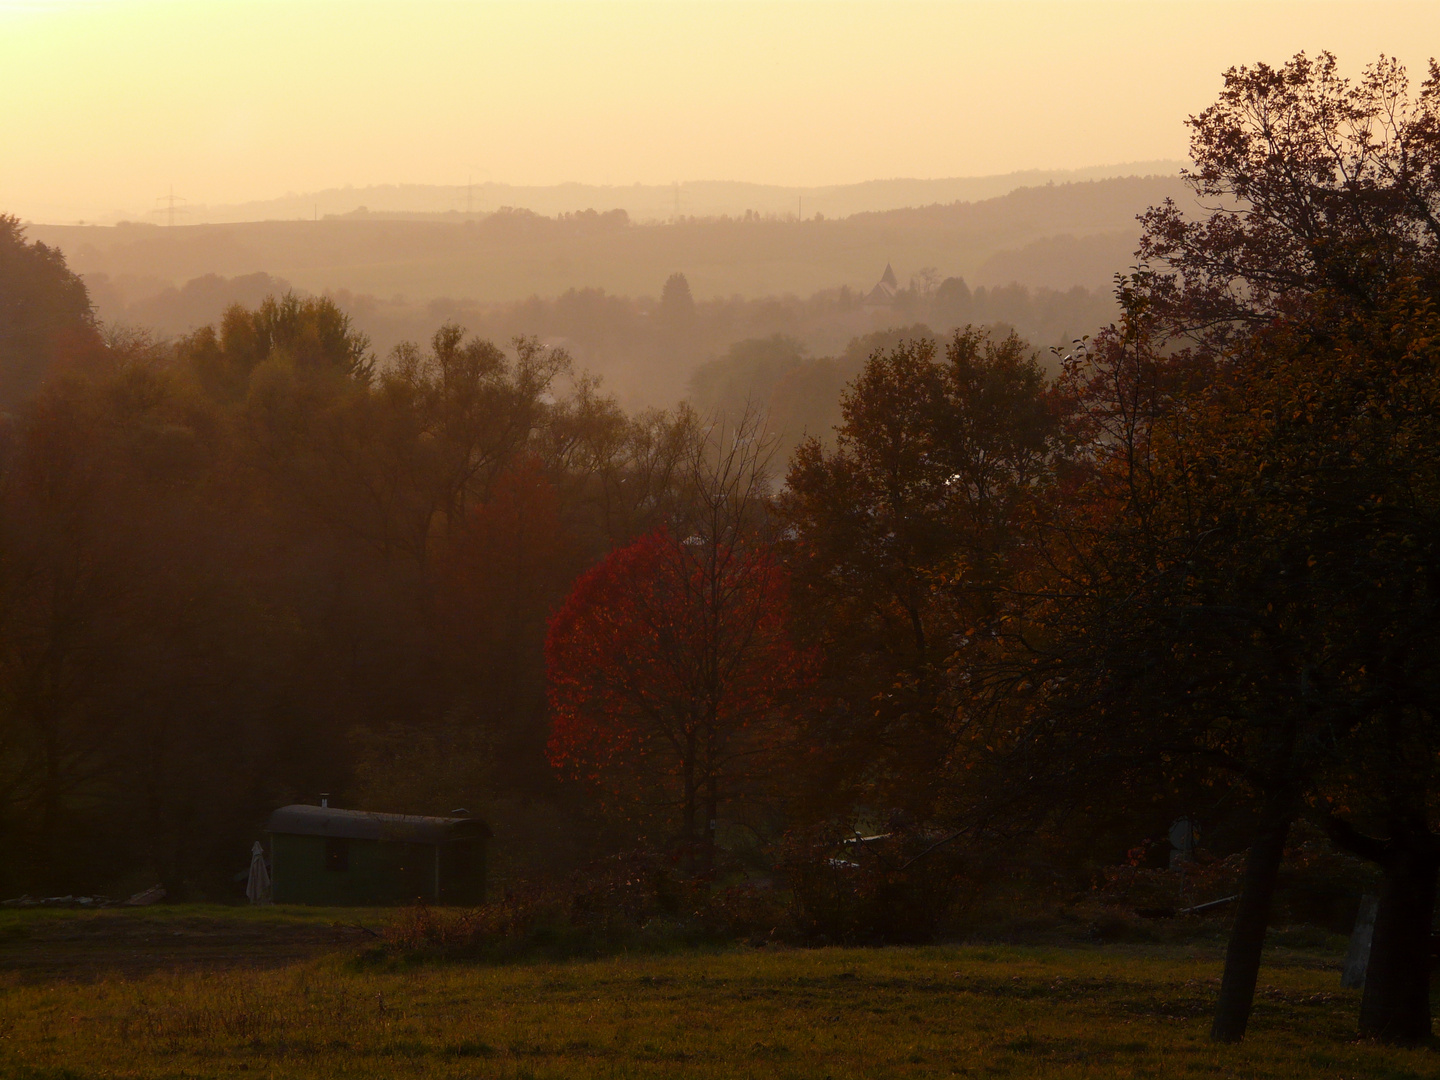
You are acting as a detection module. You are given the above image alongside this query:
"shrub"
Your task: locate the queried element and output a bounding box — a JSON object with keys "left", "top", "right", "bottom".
{"left": 779, "top": 824, "right": 967, "bottom": 945}
{"left": 380, "top": 850, "right": 786, "bottom": 960}
{"left": 1092, "top": 820, "right": 1377, "bottom": 930}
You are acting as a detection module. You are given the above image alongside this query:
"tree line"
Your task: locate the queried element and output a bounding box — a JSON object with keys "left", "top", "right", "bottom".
{"left": 86, "top": 261, "right": 1115, "bottom": 414}
{"left": 0, "top": 239, "right": 719, "bottom": 895}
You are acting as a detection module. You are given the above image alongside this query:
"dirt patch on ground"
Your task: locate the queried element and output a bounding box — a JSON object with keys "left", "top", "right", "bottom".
{"left": 0, "top": 911, "right": 380, "bottom": 981}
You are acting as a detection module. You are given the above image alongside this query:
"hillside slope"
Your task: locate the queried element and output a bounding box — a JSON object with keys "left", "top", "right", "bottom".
{"left": 30, "top": 175, "right": 1189, "bottom": 307}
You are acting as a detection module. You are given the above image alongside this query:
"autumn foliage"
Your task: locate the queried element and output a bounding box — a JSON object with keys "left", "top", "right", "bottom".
{"left": 546, "top": 526, "right": 814, "bottom": 865}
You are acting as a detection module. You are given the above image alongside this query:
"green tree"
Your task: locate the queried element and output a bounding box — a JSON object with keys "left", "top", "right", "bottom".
{"left": 782, "top": 327, "right": 1061, "bottom": 818}
{"left": 1005, "top": 52, "right": 1440, "bottom": 1044}
{"left": 1128, "top": 52, "right": 1440, "bottom": 1045}
{"left": 181, "top": 292, "right": 373, "bottom": 403}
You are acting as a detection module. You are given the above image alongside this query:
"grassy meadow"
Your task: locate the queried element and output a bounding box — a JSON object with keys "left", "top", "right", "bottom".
{"left": 0, "top": 909, "right": 1434, "bottom": 1079}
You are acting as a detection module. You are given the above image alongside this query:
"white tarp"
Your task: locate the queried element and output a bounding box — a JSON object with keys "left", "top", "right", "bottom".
{"left": 246, "top": 841, "right": 272, "bottom": 905}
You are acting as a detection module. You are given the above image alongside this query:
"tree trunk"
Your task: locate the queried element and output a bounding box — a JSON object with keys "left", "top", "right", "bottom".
{"left": 700, "top": 706, "right": 718, "bottom": 876}
{"left": 702, "top": 772, "right": 718, "bottom": 876}
{"left": 1327, "top": 815, "right": 1439, "bottom": 1044}
{"left": 1211, "top": 799, "right": 1293, "bottom": 1043}
{"left": 39, "top": 706, "right": 63, "bottom": 891}
{"left": 1359, "top": 829, "right": 1438, "bottom": 1044}
{"left": 906, "top": 599, "right": 926, "bottom": 658}
{"left": 681, "top": 732, "right": 697, "bottom": 873}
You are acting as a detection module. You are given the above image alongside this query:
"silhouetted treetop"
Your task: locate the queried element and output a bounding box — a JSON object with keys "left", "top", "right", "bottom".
{"left": 0, "top": 214, "right": 96, "bottom": 409}
{"left": 1138, "top": 52, "right": 1440, "bottom": 347}
{"left": 181, "top": 293, "right": 375, "bottom": 401}
{"left": 661, "top": 272, "right": 695, "bottom": 318}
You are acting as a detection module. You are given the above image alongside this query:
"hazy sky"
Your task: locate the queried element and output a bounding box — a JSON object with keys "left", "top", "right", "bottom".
{"left": 3, "top": 0, "right": 1438, "bottom": 223}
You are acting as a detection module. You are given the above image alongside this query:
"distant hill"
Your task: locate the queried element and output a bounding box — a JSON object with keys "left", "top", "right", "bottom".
{"left": 32, "top": 175, "right": 1191, "bottom": 307}
{"left": 26, "top": 173, "right": 1197, "bottom": 408}
{"left": 975, "top": 231, "right": 1144, "bottom": 291}
{"left": 146, "top": 162, "right": 1184, "bottom": 226}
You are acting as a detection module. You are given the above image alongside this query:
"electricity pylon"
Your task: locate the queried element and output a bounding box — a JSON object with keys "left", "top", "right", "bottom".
{"left": 153, "top": 186, "right": 188, "bottom": 227}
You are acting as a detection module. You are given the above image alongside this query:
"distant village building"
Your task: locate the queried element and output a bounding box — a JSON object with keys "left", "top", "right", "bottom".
{"left": 863, "top": 263, "right": 900, "bottom": 306}
{"left": 265, "top": 804, "right": 489, "bottom": 905}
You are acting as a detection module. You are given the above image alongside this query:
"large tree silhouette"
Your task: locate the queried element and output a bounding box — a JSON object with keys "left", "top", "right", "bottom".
{"left": 1073, "top": 51, "right": 1440, "bottom": 1044}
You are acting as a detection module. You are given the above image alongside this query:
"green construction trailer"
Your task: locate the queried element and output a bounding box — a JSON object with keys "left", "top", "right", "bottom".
{"left": 265, "top": 804, "right": 489, "bottom": 905}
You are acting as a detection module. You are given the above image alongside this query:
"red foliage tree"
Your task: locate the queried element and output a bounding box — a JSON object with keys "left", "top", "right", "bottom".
{"left": 546, "top": 526, "right": 814, "bottom": 869}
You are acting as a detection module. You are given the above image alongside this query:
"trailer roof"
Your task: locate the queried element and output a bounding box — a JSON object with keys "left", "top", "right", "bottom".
{"left": 266, "top": 805, "right": 490, "bottom": 844}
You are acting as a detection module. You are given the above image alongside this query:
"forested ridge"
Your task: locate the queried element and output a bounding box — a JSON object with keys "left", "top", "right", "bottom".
{"left": 3, "top": 51, "right": 1440, "bottom": 1047}
{"left": 78, "top": 265, "right": 1117, "bottom": 413}
{"left": 30, "top": 176, "right": 1170, "bottom": 409}
{"left": 33, "top": 174, "right": 1187, "bottom": 305}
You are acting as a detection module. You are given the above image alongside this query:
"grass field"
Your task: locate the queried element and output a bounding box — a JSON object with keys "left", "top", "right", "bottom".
{"left": 0, "top": 908, "right": 1433, "bottom": 1079}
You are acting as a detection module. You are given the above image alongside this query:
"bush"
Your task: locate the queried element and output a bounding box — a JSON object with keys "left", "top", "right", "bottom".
{"left": 779, "top": 825, "right": 967, "bottom": 945}
{"left": 1092, "top": 820, "right": 1377, "bottom": 931}
{"left": 380, "top": 850, "right": 789, "bottom": 960}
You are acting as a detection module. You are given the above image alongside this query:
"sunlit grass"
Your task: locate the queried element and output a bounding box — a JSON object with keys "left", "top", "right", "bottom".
{"left": 0, "top": 940, "right": 1432, "bottom": 1078}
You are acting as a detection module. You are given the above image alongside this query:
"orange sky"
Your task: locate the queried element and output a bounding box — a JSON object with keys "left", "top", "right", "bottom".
{"left": 3, "top": 0, "right": 1438, "bottom": 223}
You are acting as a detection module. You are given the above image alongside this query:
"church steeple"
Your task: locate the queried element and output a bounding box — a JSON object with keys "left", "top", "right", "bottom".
{"left": 864, "top": 263, "right": 901, "bottom": 306}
